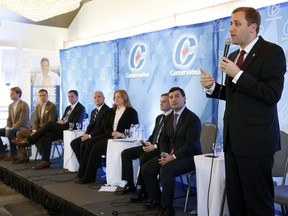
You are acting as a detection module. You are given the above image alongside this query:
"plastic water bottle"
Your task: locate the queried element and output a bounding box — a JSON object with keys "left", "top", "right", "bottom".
{"left": 139, "top": 125, "right": 145, "bottom": 140}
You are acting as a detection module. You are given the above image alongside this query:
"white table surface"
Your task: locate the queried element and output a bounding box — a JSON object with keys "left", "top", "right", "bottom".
{"left": 63, "top": 130, "right": 84, "bottom": 172}
{"left": 106, "top": 138, "right": 141, "bottom": 187}
{"left": 194, "top": 154, "right": 229, "bottom": 216}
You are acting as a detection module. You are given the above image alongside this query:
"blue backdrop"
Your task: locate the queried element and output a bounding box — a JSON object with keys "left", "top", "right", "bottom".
{"left": 60, "top": 2, "right": 288, "bottom": 139}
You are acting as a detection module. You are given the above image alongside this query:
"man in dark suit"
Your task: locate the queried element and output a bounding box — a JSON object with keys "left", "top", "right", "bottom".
{"left": 200, "top": 7, "right": 286, "bottom": 216}
{"left": 70, "top": 91, "right": 109, "bottom": 163}
{"left": 116, "top": 93, "right": 172, "bottom": 198}
{"left": 0, "top": 87, "right": 30, "bottom": 160}
{"left": 13, "top": 90, "right": 86, "bottom": 170}
{"left": 142, "top": 87, "right": 202, "bottom": 216}
{"left": 13, "top": 89, "right": 57, "bottom": 164}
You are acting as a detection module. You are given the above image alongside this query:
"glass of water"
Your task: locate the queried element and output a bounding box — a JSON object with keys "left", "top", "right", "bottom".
{"left": 76, "top": 123, "right": 82, "bottom": 131}
{"left": 69, "top": 122, "right": 74, "bottom": 131}
{"left": 124, "top": 129, "right": 130, "bottom": 138}
{"left": 213, "top": 143, "right": 223, "bottom": 157}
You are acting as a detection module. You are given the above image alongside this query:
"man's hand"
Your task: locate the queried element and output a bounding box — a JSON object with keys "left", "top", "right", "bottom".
{"left": 200, "top": 68, "right": 215, "bottom": 89}
{"left": 220, "top": 57, "right": 241, "bottom": 78}
{"left": 143, "top": 142, "right": 155, "bottom": 152}
{"left": 57, "top": 119, "right": 65, "bottom": 124}
{"left": 158, "top": 154, "right": 174, "bottom": 166}
{"left": 81, "top": 133, "right": 90, "bottom": 141}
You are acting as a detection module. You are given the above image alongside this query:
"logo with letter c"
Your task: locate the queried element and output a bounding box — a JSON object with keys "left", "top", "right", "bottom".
{"left": 129, "top": 44, "right": 146, "bottom": 70}
{"left": 174, "top": 36, "right": 196, "bottom": 67}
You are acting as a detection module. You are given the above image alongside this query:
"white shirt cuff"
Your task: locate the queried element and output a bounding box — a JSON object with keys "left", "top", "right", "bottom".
{"left": 232, "top": 70, "right": 243, "bottom": 83}
{"left": 204, "top": 82, "right": 216, "bottom": 95}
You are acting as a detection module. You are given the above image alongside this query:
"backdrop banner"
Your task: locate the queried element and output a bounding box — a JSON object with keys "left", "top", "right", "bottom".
{"left": 60, "top": 2, "right": 288, "bottom": 138}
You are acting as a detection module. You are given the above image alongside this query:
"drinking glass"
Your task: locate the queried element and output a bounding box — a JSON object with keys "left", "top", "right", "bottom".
{"left": 124, "top": 129, "right": 130, "bottom": 138}
{"left": 213, "top": 143, "right": 223, "bottom": 157}
{"left": 69, "top": 122, "right": 74, "bottom": 131}
{"left": 76, "top": 123, "right": 81, "bottom": 131}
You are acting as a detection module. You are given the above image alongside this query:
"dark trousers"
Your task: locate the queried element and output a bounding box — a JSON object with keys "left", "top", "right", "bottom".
{"left": 225, "top": 141, "right": 275, "bottom": 216}
{"left": 121, "top": 146, "right": 158, "bottom": 189}
{"left": 27, "top": 121, "right": 67, "bottom": 161}
{"left": 70, "top": 136, "right": 85, "bottom": 163}
{"left": 71, "top": 136, "right": 102, "bottom": 164}
{"left": 78, "top": 136, "right": 108, "bottom": 182}
{"left": 142, "top": 155, "right": 195, "bottom": 207}
{"left": 0, "top": 127, "right": 20, "bottom": 156}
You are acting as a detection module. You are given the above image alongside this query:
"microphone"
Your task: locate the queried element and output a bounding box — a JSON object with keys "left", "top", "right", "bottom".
{"left": 223, "top": 38, "right": 232, "bottom": 57}
{"left": 140, "top": 140, "right": 146, "bottom": 146}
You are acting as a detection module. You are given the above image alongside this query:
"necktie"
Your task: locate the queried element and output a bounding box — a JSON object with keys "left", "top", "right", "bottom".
{"left": 93, "top": 109, "right": 99, "bottom": 122}
{"left": 229, "top": 50, "right": 246, "bottom": 87}
{"left": 152, "top": 114, "right": 164, "bottom": 144}
{"left": 236, "top": 50, "right": 246, "bottom": 68}
{"left": 63, "top": 106, "right": 72, "bottom": 123}
{"left": 173, "top": 113, "right": 178, "bottom": 131}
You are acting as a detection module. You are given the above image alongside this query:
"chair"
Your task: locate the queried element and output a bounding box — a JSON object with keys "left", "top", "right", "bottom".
{"left": 274, "top": 131, "right": 288, "bottom": 216}
{"left": 34, "top": 139, "right": 64, "bottom": 160}
{"left": 182, "top": 122, "right": 217, "bottom": 212}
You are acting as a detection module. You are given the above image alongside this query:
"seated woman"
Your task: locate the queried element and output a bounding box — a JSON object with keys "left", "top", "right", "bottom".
{"left": 75, "top": 89, "right": 139, "bottom": 184}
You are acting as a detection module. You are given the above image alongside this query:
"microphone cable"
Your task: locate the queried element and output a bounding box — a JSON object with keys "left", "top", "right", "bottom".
{"left": 206, "top": 38, "right": 231, "bottom": 216}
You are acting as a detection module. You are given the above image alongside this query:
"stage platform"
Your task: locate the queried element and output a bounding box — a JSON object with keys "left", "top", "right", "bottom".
{"left": 0, "top": 159, "right": 196, "bottom": 216}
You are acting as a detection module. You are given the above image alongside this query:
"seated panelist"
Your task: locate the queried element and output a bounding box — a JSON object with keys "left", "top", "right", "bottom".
{"left": 13, "top": 89, "right": 57, "bottom": 164}
{"left": 75, "top": 89, "right": 139, "bottom": 184}
{"left": 13, "top": 90, "right": 86, "bottom": 170}
{"left": 70, "top": 91, "right": 109, "bottom": 163}
{"left": 115, "top": 93, "right": 172, "bottom": 199}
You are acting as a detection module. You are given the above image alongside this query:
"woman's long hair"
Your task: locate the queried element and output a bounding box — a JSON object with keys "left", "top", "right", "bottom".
{"left": 112, "top": 89, "right": 132, "bottom": 110}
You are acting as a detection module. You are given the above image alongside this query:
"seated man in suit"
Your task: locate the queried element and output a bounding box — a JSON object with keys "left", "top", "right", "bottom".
{"left": 142, "top": 87, "right": 202, "bottom": 216}
{"left": 0, "top": 86, "right": 30, "bottom": 160}
{"left": 70, "top": 91, "right": 109, "bottom": 163}
{"left": 115, "top": 93, "right": 172, "bottom": 200}
{"left": 13, "top": 89, "right": 57, "bottom": 164}
{"left": 13, "top": 90, "right": 86, "bottom": 170}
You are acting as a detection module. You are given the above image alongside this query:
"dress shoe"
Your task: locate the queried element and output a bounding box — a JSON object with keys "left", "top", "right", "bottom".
{"left": 12, "top": 157, "right": 29, "bottom": 164}
{"left": 32, "top": 161, "right": 50, "bottom": 170}
{"left": 129, "top": 189, "right": 146, "bottom": 202}
{"left": 3, "top": 156, "right": 17, "bottom": 161}
{"left": 11, "top": 138, "right": 29, "bottom": 146}
{"left": 0, "top": 153, "right": 8, "bottom": 160}
{"left": 145, "top": 198, "right": 160, "bottom": 209}
{"left": 114, "top": 185, "right": 136, "bottom": 195}
{"left": 158, "top": 207, "right": 175, "bottom": 216}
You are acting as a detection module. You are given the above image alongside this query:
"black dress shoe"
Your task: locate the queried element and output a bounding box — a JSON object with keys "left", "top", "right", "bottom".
{"left": 130, "top": 189, "right": 146, "bottom": 202}
{"left": 158, "top": 207, "right": 175, "bottom": 216}
{"left": 145, "top": 198, "right": 160, "bottom": 209}
{"left": 75, "top": 179, "right": 85, "bottom": 184}
{"left": 75, "top": 179, "right": 94, "bottom": 184}
{"left": 114, "top": 185, "right": 135, "bottom": 195}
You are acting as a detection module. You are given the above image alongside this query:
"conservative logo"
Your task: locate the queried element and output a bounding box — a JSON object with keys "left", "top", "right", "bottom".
{"left": 174, "top": 36, "right": 197, "bottom": 67}
{"left": 171, "top": 35, "right": 200, "bottom": 77}
{"left": 126, "top": 43, "right": 149, "bottom": 78}
{"left": 268, "top": 4, "right": 280, "bottom": 17}
{"left": 129, "top": 44, "right": 146, "bottom": 70}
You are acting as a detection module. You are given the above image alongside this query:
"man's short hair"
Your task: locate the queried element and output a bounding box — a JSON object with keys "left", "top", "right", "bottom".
{"left": 10, "top": 87, "right": 22, "bottom": 97}
{"left": 68, "top": 90, "right": 78, "bottom": 97}
{"left": 38, "top": 89, "right": 48, "bottom": 95}
{"left": 168, "top": 87, "right": 185, "bottom": 97}
{"left": 161, "top": 93, "right": 169, "bottom": 97}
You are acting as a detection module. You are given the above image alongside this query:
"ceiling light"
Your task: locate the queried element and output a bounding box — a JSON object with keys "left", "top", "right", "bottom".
{"left": 0, "top": 0, "right": 81, "bottom": 22}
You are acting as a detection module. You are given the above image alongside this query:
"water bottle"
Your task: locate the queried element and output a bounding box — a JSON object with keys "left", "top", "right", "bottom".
{"left": 139, "top": 125, "right": 145, "bottom": 140}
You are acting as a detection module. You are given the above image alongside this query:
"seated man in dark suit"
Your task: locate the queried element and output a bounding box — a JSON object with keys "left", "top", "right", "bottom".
{"left": 115, "top": 93, "right": 172, "bottom": 200}
{"left": 13, "top": 90, "right": 86, "bottom": 170}
{"left": 70, "top": 91, "right": 109, "bottom": 163}
{"left": 142, "top": 87, "right": 202, "bottom": 216}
